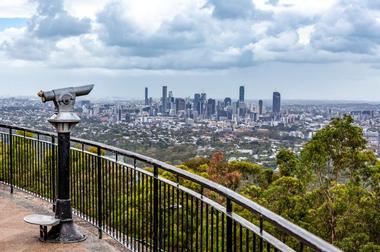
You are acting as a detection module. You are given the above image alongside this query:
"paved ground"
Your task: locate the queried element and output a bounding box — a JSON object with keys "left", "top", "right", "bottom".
{"left": 0, "top": 184, "right": 127, "bottom": 252}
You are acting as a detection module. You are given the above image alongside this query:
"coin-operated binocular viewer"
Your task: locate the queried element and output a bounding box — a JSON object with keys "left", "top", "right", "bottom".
{"left": 38, "top": 84, "right": 94, "bottom": 243}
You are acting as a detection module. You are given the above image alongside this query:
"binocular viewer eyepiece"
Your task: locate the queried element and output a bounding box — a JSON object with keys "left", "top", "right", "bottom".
{"left": 38, "top": 85, "right": 94, "bottom": 103}
{"left": 37, "top": 85, "right": 94, "bottom": 133}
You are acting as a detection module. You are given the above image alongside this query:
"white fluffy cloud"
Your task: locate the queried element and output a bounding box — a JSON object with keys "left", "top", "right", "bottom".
{"left": 1, "top": 0, "right": 380, "bottom": 69}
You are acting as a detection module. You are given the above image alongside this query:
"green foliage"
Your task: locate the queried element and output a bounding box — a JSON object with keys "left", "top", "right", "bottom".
{"left": 16, "top": 130, "right": 34, "bottom": 138}
{"left": 301, "top": 115, "right": 376, "bottom": 185}
{"left": 276, "top": 148, "right": 299, "bottom": 177}
{"left": 236, "top": 115, "right": 379, "bottom": 249}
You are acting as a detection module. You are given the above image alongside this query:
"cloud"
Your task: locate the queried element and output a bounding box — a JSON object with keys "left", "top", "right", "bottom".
{"left": 0, "top": 0, "right": 35, "bottom": 18}
{"left": 310, "top": 1, "right": 380, "bottom": 55}
{"left": 28, "top": 0, "right": 91, "bottom": 38}
{"left": 1, "top": 0, "right": 380, "bottom": 70}
{"left": 0, "top": 0, "right": 91, "bottom": 61}
{"left": 96, "top": 2, "right": 206, "bottom": 55}
{"left": 92, "top": 0, "right": 261, "bottom": 69}
{"left": 206, "top": 0, "right": 255, "bottom": 19}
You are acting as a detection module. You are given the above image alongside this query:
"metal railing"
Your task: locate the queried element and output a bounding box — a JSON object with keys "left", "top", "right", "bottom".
{"left": 0, "top": 124, "right": 342, "bottom": 252}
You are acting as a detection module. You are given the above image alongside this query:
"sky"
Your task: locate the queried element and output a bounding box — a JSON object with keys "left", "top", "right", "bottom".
{"left": 0, "top": 0, "right": 380, "bottom": 101}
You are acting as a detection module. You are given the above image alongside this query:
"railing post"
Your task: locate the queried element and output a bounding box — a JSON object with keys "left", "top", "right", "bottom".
{"left": 153, "top": 165, "right": 159, "bottom": 252}
{"left": 9, "top": 128, "right": 13, "bottom": 194}
{"left": 226, "top": 198, "right": 233, "bottom": 252}
{"left": 97, "top": 146, "right": 103, "bottom": 239}
{"left": 52, "top": 136, "right": 56, "bottom": 212}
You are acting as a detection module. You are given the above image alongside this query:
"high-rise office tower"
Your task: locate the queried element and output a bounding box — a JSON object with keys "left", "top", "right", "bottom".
{"left": 224, "top": 97, "right": 232, "bottom": 107}
{"left": 239, "top": 86, "right": 245, "bottom": 102}
{"left": 118, "top": 108, "right": 122, "bottom": 122}
{"left": 176, "top": 98, "right": 186, "bottom": 112}
{"left": 259, "top": 100, "right": 263, "bottom": 115}
{"left": 273, "top": 92, "right": 281, "bottom": 114}
{"left": 207, "top": 98, "right": 216, "bottom": 117}
{"left": 200, "top": 93, "right": 207, "bottom": 115}
{"left": 194, "top": 93, "right": 201, "bottom": 114}
{"left": 169, "top": 90, "right": 173, "bottom": 100}
{"left": 162, "top": 86, "right": 168, "bottom": 113}
{"left": 168, "top": 90, "right": 174, "bottom": 109}
{"left": 145, "top": 87, "right": 149, "bottom": 105}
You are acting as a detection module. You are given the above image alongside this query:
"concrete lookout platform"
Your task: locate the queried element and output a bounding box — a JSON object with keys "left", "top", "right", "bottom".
{"left": 0, "top": 184, "right": 127, "bottom": 252}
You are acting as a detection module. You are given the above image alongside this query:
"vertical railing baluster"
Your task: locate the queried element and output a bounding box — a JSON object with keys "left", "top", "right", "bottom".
{"left": 260, "top": 215, "right": 264, "bottom": 252}
{"left": 52, "top": 136, "right": 56, "bottom": 211}
{"left": 246, "top": 229, "right": 249, "bottom": 252}
{"left": 226, "top": 198, "right": 233, "bottom": 252}
{"left": 205, "top": 204, "right": 209, "bottom": 251}
{"left": 9, "top": 128, "right": 13, "bottom": 193}
{"left": 122, "top": 160, "right": 126, "bottom": 246}
{"left": 134, "top": 162, "right": 138, "bottom": 251}
{"left": 153, "top": 165, "right": 159, "bottom": 252}
{"left": 299, "top": 242, "right": 304, "bottom": 252}
{"left": 200, "top": 188, "right": 204, "bottom": 251}
{"left": 240, "top": 224, "right": 243, "bottom": 252}
{"left": 97, "top": 146, "right": 103, "bottom": 239}
{"left": 23, "top": 130, "right": 26, "bottom": 191}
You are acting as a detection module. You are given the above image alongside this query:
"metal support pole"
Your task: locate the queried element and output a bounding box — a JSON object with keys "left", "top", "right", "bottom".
{"left": 56, "top": 133, "right": 71, "bottom": 219}
{"left": 46, "top": 132, "right": 85, "bottom": 243}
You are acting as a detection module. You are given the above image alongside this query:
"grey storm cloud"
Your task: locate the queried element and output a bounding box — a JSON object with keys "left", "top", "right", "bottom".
{"left": 28, "top": 0, "right": 91, "bottom": 38}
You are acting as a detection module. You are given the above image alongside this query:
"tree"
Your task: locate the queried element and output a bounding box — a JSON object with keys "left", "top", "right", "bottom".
{"left": 263, "top": 176, "right": 306, "bottom": 224}
{"left": 301, "top": 115, "right": 376, "bottom": 186}
{"left": 276, "top": 148, "right": 299, "bottom": 177}
{"left": 300, "top": 115, "right": 376, "bottom": 243}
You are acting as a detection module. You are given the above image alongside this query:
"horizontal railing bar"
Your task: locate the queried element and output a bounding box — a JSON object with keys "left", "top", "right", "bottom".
{"left": 0, "top": 124, "right": 55, "bottom": 137}
{"left": 0, "top": 123, "right": 342, "bottom": 252}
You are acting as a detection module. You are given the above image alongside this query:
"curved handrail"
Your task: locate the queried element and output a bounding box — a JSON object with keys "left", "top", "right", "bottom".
{"left": 0, "top": 123, "right": 342, "bottom": 252}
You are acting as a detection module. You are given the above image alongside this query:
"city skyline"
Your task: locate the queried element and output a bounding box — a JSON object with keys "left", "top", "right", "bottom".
{"left": 3, "top": 82, "right": 380, "bottom": 103}
{"left": 141, "top": 85, "right": 280, "bottom": 121}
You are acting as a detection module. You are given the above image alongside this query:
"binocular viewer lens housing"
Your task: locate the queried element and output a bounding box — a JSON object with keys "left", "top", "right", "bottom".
{"left": 38, "top": 85, "right": 94, "bottom": 103}
{"left": 37, "top": 84, "right": 94, "bottom": 133}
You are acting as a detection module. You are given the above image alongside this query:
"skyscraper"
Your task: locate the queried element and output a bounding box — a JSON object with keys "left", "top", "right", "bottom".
{"left": 176, "top": 98, "right": 186, "bottom": 112}
{"left": 162, "top": 86, "right": 168, "bottom": 113}
{"left": 239, "top": 86, "right": 245, "bottom": 102}
{"left": 207, "top": 98, "right": 216, "bottom": 117}
{"left": 224, "top": 97, "right": 232, "bottom": 107}
{"left": 200, "top": 93, "right": 207, "bottom": 115}
{"left": 118, "top": 108, "right": 122, "bottom": 122}
{"left": 194, "top": 93, "right": 201, "bottom": 114}
{"left": 259, "top": 100, "right": 263, "bottom": 115}
{"left": 273, "top": 92, "right": 281, "bottom": 114}
{"left": 145, "top": 87, "right": 149, "bottom": 105}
